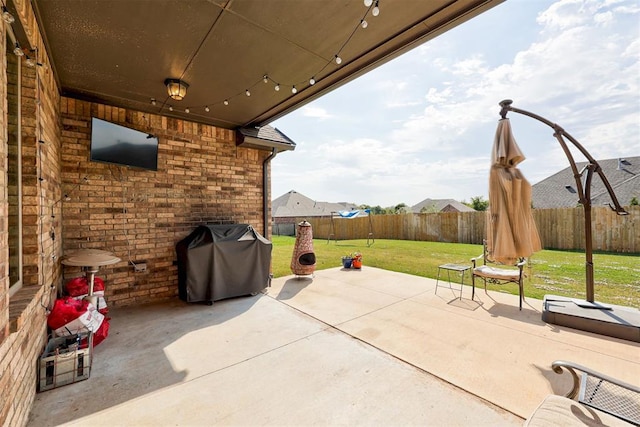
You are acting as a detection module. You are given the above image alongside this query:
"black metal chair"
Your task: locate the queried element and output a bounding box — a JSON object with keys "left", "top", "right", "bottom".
{"left": 524, "top": 360, "right": 640, "bottom": 426}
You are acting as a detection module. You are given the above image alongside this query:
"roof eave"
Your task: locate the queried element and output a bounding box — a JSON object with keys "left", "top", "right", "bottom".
{"left": 236, "top": 132, "right": 296, "bottom": 152}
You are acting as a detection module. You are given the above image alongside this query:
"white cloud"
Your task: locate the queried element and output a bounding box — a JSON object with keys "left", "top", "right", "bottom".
{"left": 537, "top": 0, "right": 591, "bottom": 30}
{"left": 385, "top": 100, "right": 423, "bottom": 108}
{"left": 388, "top": 0, "right": 639, "bottom": 152}
{"left": 594, "top": 11, "right": 614, "bottom": 25}
{"left": 451, "top": 56, "right": 489, "bottom": 76}
{"left": 425, "top": 87, "right": 452, "bottom": 104}
{"left": 301, "top": 106, "right": 333, "bottom": 120}
{"left": 272, "top": 0, "right": 640, "bottom": 207}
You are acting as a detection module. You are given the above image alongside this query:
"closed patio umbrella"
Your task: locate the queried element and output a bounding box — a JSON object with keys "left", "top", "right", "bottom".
{"left": 496, "top": 99, "right": 632, "bottom": 341}
{"left": 487, "top": 118, "right": 541, "bottom": 264}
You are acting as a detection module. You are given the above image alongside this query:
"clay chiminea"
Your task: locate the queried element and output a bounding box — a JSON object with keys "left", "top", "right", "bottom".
{"left": 290, "top": 220, "right": 316, "bottom": 276}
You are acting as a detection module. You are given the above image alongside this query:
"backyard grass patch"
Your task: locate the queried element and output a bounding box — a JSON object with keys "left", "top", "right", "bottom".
{"left": 272, "top": 236, "right": 640, "bottom": 307}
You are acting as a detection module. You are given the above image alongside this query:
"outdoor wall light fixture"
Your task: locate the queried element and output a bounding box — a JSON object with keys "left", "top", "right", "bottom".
{"left": 165, "top": 78, "right": 189, "bottom": 101}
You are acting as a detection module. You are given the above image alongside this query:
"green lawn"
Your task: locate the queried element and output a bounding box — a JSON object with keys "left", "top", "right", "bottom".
{"left": 272, "top": 236, "right": 640, "bottom": 307}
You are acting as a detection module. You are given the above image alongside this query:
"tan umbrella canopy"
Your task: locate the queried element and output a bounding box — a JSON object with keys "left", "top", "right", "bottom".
{"left": 487, "top": 118, "right": 541, "bottom": 264}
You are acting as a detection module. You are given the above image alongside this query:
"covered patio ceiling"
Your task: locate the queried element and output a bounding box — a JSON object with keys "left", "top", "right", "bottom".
{"left": 31, "top": 0, "right": 504, "bottom": 130}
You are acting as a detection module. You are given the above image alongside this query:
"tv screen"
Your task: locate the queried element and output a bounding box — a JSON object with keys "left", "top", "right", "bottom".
{"left": 90, "top": 117, "right": 158, "bottom": 171}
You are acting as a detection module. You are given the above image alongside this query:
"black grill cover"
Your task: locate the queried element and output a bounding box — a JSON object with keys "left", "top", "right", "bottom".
{"left": 176, "top": 224, "right": 272, "bottom": 303}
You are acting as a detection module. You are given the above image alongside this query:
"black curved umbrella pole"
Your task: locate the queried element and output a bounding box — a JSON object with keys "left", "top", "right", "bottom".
{"left": 498, "top": 99, "right": 628, "bottom": 303}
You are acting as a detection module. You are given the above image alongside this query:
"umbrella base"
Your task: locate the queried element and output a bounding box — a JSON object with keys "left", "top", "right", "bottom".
{"left": 542, "top": 295, "right": 640, "bottom": 343}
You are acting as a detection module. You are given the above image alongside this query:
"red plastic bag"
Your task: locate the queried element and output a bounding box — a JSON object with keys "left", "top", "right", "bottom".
{"left": 47, "top": 297, "right": 104, "bottom": 336}
{"left": 65, "top": 276, "right": 105, "bottom": 297}
{"left": 65, "top": 276, "right": 109, "bottom": 315}
{"left": 81, "top": 318, "right": 110, "bottom": 347}
{"left": 93, "top": 295, "right": 109, "bottom": 316}
{"left": 48, "top": 297, "right": 88, "bottom": 330}
{"left": 68, "top": 292, "right": 108, "bottom": 316}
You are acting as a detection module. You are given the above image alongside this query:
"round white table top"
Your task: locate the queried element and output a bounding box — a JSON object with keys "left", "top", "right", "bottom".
{"left": 61, "top": 250, "right": 121, "bottom": 268}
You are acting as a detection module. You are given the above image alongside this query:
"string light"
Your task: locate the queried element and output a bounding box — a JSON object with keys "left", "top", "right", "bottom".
{"left": 157, "top": 1, "right": 381, "bottom": 115}
{"left": 23, "top": 49, "right": 48, "bottom": 69}
{"left": 13, "top": 42, "right": 23, "bottom": 56}
{"left": 185, "top": 108, "right": 190, "bottom": 113}
{"left": 2, "top": 4, "right": 14, "bottom": 23}
{"left": 25, "top": 56, "right": 37, "bottom": 67}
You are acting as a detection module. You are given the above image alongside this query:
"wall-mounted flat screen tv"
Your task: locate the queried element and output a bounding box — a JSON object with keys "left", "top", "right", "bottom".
{"left": 90, "top": 117, "right": 158, "bottom": 171}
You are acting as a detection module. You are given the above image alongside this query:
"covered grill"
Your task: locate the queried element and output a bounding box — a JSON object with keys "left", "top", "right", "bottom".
{"left": 176, "top": 224, "right": 272, "bottom": 303}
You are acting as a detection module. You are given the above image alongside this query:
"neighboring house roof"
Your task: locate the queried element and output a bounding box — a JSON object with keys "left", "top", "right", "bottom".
{"left": 411, "top": 198, "right": 475, "bottom": 213}
{"left": 532, "top": 156, "right": 639, "bottom": 209}
{"left": 272, "top": 190, "right": 359, "bottom": 218}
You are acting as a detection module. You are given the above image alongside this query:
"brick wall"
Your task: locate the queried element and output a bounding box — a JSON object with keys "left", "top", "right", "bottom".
{"left": 0, "top": 4, "right": 9, "bottom": 361}
{"left": 2, "top": 1, "right": 273, "bottom": 424}
{"left": 59, "top": 100, "right": 271, "bottom": 307}
{"left": 1, "top": 0, "right": 63, "bottom": 424}
{"left": 1, "top": 289, "right": 48, "bottom": 426}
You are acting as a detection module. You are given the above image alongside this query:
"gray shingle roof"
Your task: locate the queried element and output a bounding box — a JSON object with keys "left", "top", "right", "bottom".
{"left": 237, "top": 125, "right": 296, "bottom": 151}
{"left": 272, "top": 190, "right": 359, "bottom": 218}
{"left": 411, "top": 198, "right": 475, "bottom": 213}
{"left": 238, "top": 126, "right": 295, "bottom": 145}
{"left": 532, "top": 156, "right": 639, "bottom": 208}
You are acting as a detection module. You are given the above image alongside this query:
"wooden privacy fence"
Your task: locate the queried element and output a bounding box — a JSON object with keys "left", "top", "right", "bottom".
{"left": 291, "top": 206, "right": 639, "bottom": 253}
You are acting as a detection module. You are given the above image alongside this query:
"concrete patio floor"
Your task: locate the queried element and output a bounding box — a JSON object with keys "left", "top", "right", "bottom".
{"left": 28, "top": 267, "right": 639, "bottom": 426}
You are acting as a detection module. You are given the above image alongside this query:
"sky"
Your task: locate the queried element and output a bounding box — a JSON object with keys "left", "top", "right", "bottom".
{"left": 270, "top": 0, "right": 640, "bottom": 208}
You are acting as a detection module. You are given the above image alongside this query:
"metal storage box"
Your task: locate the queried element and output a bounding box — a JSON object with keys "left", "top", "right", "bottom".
{"left": 38, "top": 334, "right": 91, "bottom": 392}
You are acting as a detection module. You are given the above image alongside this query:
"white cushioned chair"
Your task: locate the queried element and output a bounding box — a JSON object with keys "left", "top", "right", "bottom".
{"left": 471, "top": 239, "right": 526, "bottom": 310}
